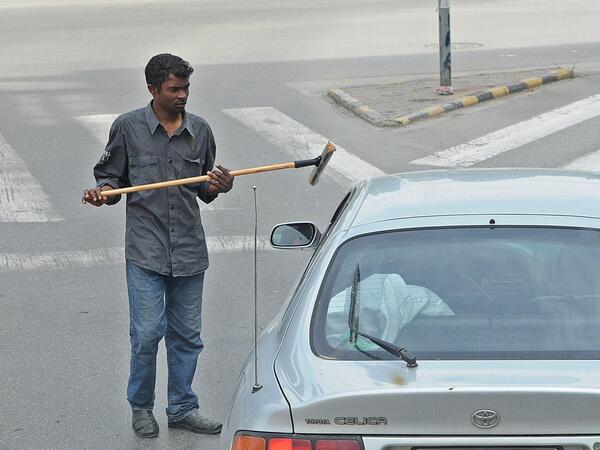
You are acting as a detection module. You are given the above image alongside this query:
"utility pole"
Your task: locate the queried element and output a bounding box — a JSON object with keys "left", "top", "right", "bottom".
{"left": 437, "top": 0, "right": 453, "bottom": 95}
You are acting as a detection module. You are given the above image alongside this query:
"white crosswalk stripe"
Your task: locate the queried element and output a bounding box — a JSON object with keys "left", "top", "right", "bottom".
{"left": 562, "top": 149, "right": 600, "bottom": 171}
{"left": 0, "top": 236, "right": 271, "bottom": 274}
{"left": 222, "top": 106, "right": 384, "bottom": 186}
{"left": 411, "top": 94, "right": 600, "bottom": 168}
{"left": 75, "top": 113, "right": 118, "bottom": 144}
{"left": 0, "top": 132, "right": 61, "bottom": 222}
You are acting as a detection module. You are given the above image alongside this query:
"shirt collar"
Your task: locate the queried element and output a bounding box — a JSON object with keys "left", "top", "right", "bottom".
{"left": 145, "top": 102, "right": 161, "bottom": 135}
{"left": 181, "top": 110, "right": 195, "bottom": 139}
{"left": 145, "top": 102, "right": 195, "bottom": 139}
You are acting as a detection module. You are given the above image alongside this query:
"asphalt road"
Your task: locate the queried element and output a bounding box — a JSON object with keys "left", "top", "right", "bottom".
{"left": 1, "top": 1, "right": 600, "bottom": 449}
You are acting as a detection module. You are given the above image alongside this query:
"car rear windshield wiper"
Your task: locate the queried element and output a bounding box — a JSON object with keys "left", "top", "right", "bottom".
{"left": 348, "top": 263, "right": 418, "bottom": 368}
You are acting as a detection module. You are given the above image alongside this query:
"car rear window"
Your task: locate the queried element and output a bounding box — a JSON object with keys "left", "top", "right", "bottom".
{"left": 312, "top": 226, "right": 600, "bottom": 360}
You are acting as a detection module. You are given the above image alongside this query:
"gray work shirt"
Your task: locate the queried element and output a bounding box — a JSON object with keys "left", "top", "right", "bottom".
{"left": 93, "top": 102, "right": 217, "bottom": 276}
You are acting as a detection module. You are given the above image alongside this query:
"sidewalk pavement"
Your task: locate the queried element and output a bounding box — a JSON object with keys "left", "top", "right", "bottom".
{"left": 328, "top": 67, "right": 574, "bottom": 127}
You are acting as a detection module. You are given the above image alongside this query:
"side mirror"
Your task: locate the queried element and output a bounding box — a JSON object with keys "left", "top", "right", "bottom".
{"left": 270, "top": 222, "right": 322, "bottom": 249}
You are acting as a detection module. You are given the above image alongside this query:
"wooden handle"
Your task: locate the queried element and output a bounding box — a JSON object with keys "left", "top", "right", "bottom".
{"left": 100, "top": 161, "right": 296, "bottom": 197}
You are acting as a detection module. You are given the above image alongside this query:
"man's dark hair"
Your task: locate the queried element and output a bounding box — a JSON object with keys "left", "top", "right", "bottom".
{"left": 145, "top": 53, "right": 194, "bottom": 89}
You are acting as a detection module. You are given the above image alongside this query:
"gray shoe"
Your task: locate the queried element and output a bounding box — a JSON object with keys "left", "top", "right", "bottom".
{"left": 132, "top": 410, "right": 159, "bottom": 438}
{"left": 168, "top": 410, "right": 222, "bottom": 435}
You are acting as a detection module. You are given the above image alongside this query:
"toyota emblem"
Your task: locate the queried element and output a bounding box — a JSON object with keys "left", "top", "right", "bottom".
{"left": 471, "top": 409, "right": 500, "bottom": 428}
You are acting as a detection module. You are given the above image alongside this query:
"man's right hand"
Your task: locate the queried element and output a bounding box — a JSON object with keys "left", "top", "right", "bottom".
{"left": 82, "top": 185, "right": 113, "bottom": 206}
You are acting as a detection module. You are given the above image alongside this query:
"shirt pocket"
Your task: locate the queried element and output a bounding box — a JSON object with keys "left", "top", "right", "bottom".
{"left": 128, "top": 155, "right": 159, "bottom": 185}
{"left": 183, "top": 156, "right": 205, "bottom": 178}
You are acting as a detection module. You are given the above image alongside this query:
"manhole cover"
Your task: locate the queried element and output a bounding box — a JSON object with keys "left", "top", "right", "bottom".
{"left": 425, "top": 42, "right": 483, "bottom": 49}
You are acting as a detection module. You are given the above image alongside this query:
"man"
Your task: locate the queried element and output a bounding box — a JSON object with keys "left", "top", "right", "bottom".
{"left": 83, "top": 54, "right": 233, "bottom": 438}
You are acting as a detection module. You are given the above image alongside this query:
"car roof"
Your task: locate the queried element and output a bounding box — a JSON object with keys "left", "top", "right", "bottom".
{"left": 346, "top": 168, "right": 600, "bottom": 228}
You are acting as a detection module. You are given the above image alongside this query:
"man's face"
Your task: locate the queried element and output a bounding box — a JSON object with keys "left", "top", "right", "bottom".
{"left": 149, "top": 74, "right": 190, "bottom": 115}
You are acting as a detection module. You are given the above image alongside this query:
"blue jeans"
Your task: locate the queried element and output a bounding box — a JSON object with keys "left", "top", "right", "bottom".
{"left": 125, "top": 260, "right": 205, "bottom": 422}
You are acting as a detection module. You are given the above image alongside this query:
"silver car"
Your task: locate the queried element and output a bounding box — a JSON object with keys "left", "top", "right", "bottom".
{"left": 220, "top": 169, "right": 600, "bottom": 450}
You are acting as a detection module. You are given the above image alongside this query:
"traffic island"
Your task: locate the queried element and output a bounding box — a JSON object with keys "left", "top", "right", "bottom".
{"left": 327, "top": 68, "right": 574, "bottom": 127}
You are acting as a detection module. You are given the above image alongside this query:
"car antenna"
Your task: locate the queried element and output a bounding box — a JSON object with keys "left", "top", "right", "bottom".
{"left": 252, "top": 185, "right": 263, "bottom": 393}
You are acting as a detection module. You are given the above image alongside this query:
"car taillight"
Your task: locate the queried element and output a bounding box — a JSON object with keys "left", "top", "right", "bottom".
{"left": 315, "top": 440, "right": 360, "bottom": 450}
{"left": 233, "top": 435, "right": 266, "bottom": 450}
{"left": 269, "top": 438, "right": 312, "bottom": 450}
{"left": 232, "top": 433, "right": 363, "bottom": 450}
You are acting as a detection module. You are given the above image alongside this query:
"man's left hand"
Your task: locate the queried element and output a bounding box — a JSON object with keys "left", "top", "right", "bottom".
{"left": 206, "top": 164, "right": 234, "bottom": 195}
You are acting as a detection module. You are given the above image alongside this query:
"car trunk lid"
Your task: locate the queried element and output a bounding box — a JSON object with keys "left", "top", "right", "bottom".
{"left": 275, "top": 359, "right": 600, "bottom": 435}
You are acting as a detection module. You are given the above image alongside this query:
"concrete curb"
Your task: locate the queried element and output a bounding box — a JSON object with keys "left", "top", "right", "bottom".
{"left": 394, "top": 68, "right": 574, "bottom": 125}
{"left": 327, "top": 88, "right": 397, "bottom": 127}
{"left": 328, "top": 68, "right": 574, "bottom": 127}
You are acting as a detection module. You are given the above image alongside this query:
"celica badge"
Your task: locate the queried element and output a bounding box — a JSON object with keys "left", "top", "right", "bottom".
{"left": 305, "top": 417, "right": 388, "bottom": 426}
{"left": 334, "top": 417, "right": 388, "bottom": 425}
{"left": 471, "top": 409, "right": 500, "bottom": 428}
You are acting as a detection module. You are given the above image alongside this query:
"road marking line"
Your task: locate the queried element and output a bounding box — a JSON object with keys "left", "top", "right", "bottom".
{"left": 562, "top": 149, "right": 600, "bottom": 171}
{"left": 207, "top": 236, "right": 270, "bottom": 253}
{"left": 0, "top": 236, "right": 271, "bottom": 273}
{"left": 411, "top": 94, "right": 600, "bottom": 168}
{"left": 0, "top": 81, "right": 87, "bottom": 91}
{"left": 75, "top": 113, "right": 118, "bottom": 144}
{"left": 0, "top": 247, "right": 124, "bottom": 273}
{"left": 0, "top": 132, "right": 61, "bottom": 222}
{"left": 222, "top": 106, "right": 384, "bottom": 186}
